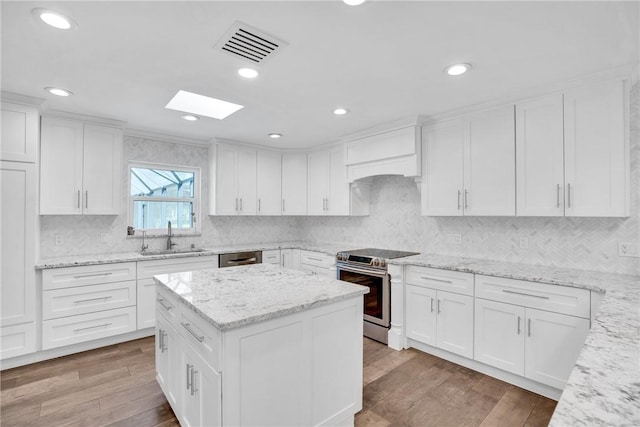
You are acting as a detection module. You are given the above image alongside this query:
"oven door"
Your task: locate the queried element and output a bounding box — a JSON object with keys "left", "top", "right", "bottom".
{"left": 337, "top": 264, "right": 390, "bottom": 328}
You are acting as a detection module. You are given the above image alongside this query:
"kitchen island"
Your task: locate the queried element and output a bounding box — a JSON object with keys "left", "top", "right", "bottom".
{"left": 153, "top": 263, "right": 369, "bottom": 427}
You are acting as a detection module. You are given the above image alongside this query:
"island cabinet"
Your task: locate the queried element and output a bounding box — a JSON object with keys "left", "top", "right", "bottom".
{"left": 154, "top": 264, "right": 366, "bottom": 427}
{"left": 404, "top": 266, "right": 474, "bottom": 358}
{"left": 474, "top": 275, "right": 590, "bottom": 390}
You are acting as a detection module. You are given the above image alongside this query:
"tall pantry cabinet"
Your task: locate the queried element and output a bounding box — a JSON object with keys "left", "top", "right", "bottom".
{"left": 0, "top": 100, "right": 39, "bottom": 360}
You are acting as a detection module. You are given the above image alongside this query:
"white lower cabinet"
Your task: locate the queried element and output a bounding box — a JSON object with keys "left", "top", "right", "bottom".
{"left": 473, "top": 275, "right": 591, "bottom": 390}
{"left": 156, "top": 312, "right": 179, "bottom": 409}
{"left": 179, "top": 344, "right": 222, "bottom": 427}
{"left": 299, "top": 250, "right": 335, "bottom": 278}
{"left": 280, "top": 248, "right": 301, "bottom": 270}
{"left": 405, "top": 285, "right": 474, "bottom": 359}
{"left": 137, "top": 256, "right": 218, "bottom": 330}
{"left": 262, "top": 249, "right": 281, "bottom": 265}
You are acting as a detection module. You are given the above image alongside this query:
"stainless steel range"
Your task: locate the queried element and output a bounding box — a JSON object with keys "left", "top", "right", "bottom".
{"left": 336, "top": 248, "right": 419, "bottom": 344}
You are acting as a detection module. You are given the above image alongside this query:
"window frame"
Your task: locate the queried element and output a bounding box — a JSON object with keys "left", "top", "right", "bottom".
{"left": 128, "top": 161, "right": 201, "bottom": 235}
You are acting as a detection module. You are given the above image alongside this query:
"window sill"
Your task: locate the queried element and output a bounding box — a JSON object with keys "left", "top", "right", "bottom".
{"left": 126, "top": 232, "right": 201, "bottom": 239}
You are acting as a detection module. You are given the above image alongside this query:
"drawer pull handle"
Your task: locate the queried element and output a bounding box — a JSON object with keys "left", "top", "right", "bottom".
{"left": 73, "top": 323, "right": 112, "bottom": 333}
{"left": 502, "top": 289, "right": 550, "bottom": 300}
{"left": 181, "top": 322, "right": 205, "bottom": 342}
{"left": 528, "top": 319, "right": 532, "bottom": 337}
{"left": 430, "top": 297, "right": 434, "bottom": 313}
{"left": 157, "top": 299, "right": 173, "bottom": 311}
{"left": 517, "top": 316, "right": 521, "bottom": 335}
{"left": 73, "top": 272, "right": 113, "bottom": 279}
{"left": 307, "top": 257, "right": 323, "bottom": 262}
{"left": 421, "top": 276, "right": 452, "bottom": 284}
{"left": 74, "top": 296, "right": 112, "bottom": 304}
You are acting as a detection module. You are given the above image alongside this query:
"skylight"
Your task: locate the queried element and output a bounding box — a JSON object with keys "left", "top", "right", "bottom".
{"left": 165, "top": 90, "right": 244, "bottom": 120}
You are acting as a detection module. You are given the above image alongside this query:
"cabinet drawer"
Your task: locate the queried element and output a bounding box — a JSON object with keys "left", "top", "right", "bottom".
{"left": 42, "top": 306, "right": 137, "bottom": 350}
{"left": 156, "top": 286, "right": 179, "bottom": 322}
{"left": 262, "top": 249, "right": 281, "bottom": 265}
{"left": 300, "top": 250, "right": 333, "bottom": 268}
{"left": 43, "top": 280, "right": 137, "bottom": 320}
{"left": 300, "top": 263, "right": 335, "bottom": 278}
{"left": 475, "top": 275, "right": 590, "bottom": 318}
{"left": 406, "top": 266, "right": 474, "bottom": 296}
{"left": 137, "top": 256, "right": 218, "bottom": 279}
{"left": 42, "top": 262, "right": 136, "bottom": 290}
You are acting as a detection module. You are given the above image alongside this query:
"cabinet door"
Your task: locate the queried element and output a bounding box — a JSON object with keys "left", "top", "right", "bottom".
{"left": 281, "top": 249, "right": 301, "bottom": 270}
{"left": 464, "top": 105, "right": 516, "bottom": 216}
{"left": 281, "top": 153, "right": 307, "bottom": 215}
{"left": 474, "top": 299, "right": 525, "bottom": 376}
{"left": 156, "top": 313, "right": 179, "bottom": 409}
{"left": 564, "top": 80, "right": 628, "bottom": 217}
{"left": 236, "top": 148, "right": 257, "bottom": 215}
{"left": 307, "top": 150, "right": 328, "bottom": 215}
{"left": 180, "top": 345, "right": 221, "bottom": 427}
{"left": 1, "top": 162, "right": 36, "bottom": 328}
{"left": 516, "top": 94, "right": 565, "bottom": 216}
{"left": 524, "top": 308, "right": 590, "bottom": 390}
{"left": 40, "top": 117, "right": 84, "bottom": 214}
{"left": 436, "top": 291, "right": 474, "bottom": 358}
{"left": 327, "top": 146, "right": 349, "bottom": 215}
{"left": 405, "top": 285, "right": 437, "bottom": 346}
{"left": 421, "top": 120, "right": 465, "bottom": 216}
{"left": 212, "top": 144, "right": 238, "bottom": 215}
{"left": 82, "top": 124, "right": 122, "bottom": 215}
{"left": 1, "top": 102, "right": 38, "bottom": 163}
{"left": 137, "top": 278, "right": 156, "bottom": 330}
{"left": 256, "top": 150, "right": 282, "bottom": 215}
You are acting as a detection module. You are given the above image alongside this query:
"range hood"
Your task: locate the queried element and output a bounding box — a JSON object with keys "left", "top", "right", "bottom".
{"left": 344, "top": 125, "right": 422, "bottom": 183}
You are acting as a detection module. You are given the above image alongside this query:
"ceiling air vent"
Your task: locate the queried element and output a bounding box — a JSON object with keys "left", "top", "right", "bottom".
{"left": 214, "top": 21, "right": 288, "bottom": 65}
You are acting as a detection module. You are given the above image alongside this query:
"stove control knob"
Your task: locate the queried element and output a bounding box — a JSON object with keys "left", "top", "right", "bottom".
{"left": 380, "top": 259, "right": 386, "bottom": 268}
{"left": 372, "top": 258, "right": 380, "bottom": 267}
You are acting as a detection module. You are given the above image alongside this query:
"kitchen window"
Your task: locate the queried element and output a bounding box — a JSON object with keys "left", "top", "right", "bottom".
{"left": 129, "top": 162, "right": 200, "bottom": 234}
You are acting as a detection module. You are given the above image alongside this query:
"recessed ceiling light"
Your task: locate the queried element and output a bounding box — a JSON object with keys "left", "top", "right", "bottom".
{"left": 343, "top": 0, "right": 367, "bottom": 5}
{"left": 32, "top": 8, "right": 77, "bottom": 30}
{"left": 269, "top": 133, "right": 283, "bottom": 139}
{"left": 181, "top": 114, "right": 200, "bottom": 121}
{"left": 333, "top": 107, "right": 350, "bottom": 115}
{"left": 44, "top": 87, "right": 73, "bottom": 97}
{"left": 444, "top": 63, "right": 472, "bottom": 76}
{"left": 238, "top": 68, "right": 259, "bottom": 79}
{"left": 165, "top": 90, "right": 244, "bottom": 120}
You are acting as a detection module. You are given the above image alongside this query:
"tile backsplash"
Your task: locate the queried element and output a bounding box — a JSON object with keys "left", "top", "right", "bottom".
{"left": 40, "top": 83, "right": 640, "bottom": 275}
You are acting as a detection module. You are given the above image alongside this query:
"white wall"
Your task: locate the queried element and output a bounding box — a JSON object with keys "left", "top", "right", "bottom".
{"left": 40, "top": 83, "right": 639, "bottom": 275}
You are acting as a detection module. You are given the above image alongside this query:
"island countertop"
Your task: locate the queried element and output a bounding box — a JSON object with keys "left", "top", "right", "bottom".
{"left": 153, "top": 263, "right": 369, "bottom": 331}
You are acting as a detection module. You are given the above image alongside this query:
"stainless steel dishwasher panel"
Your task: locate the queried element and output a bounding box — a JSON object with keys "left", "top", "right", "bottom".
{"left": 218, "top": 251, "right": 263, "bottom": 268}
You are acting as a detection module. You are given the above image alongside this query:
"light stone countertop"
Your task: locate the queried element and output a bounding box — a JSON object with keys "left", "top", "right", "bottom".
{"left": 390, "top": 253, "right": 640, "bottom": 427}
{"left": 35, "top": 241, "right": 355, "bottom": 269}
{"left": 153, "top": 263, "right": 369, "bottom": 330}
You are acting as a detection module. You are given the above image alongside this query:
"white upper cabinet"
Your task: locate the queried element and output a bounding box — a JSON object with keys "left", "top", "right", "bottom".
{"left": 422, "top": 120, "right": 465, "bottom": 216}
{"left": 422, "top": 106, "right": 515, "bottom": 216}
{"left": 281, "top": 153, "right": 307, "bottom": 215}
{"left": 209, "top": 143, "right": 257, "bottom": 215}
{"left": 256, "top": 150, "right": 282, "bottom": 216}
{"left": 516, "top": 94, "right": 565, "bottom": 216}
{"left": 40, "top": 116, "right": 122, "bottom": 215}
{"left": 307, "top": 146, "right": 369, "bottom": 216}
{"left": 1, "top": 102, "right": 39, "bottom": 163}
{"left": 564, "top": 79, "right": 628, "bottom": 217}
{"left": 516, "top": 79, "right": 629, "bottom": 217}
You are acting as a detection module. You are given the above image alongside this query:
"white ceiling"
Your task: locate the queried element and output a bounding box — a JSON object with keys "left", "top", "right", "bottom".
{"left": 2, "top": 1, "right": 639, "bottom": 148}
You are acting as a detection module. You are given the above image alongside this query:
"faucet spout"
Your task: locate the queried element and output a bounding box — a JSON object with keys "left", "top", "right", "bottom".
{"left": 166, "top": 221, "right": 177, "bottom": 250}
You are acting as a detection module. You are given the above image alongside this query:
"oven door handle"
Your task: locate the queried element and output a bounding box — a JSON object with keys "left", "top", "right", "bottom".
{"left": 338, "top": 265, "right": 388, "bottom": 278}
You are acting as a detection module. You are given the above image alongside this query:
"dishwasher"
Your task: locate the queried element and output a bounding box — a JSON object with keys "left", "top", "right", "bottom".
{"left": 219, "top": 251, "right": 262, "bottom": 268}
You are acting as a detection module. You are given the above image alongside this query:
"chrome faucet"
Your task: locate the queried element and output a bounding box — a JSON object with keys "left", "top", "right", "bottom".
{"left": 166, "top": 221, "right": 178, "bottom": 250}
{"left": 140, "top": 230, "right": 149, "bottom": 253}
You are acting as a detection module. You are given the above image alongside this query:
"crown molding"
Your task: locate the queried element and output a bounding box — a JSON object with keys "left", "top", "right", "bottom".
{"left": 1, "top": 91, "right": 46, "bottom": 107}
{"left": 43, "top": 109, "right": 127, "bottom": 127}
{"left": 125, "top": 128, "right": 209, "bottom": 147}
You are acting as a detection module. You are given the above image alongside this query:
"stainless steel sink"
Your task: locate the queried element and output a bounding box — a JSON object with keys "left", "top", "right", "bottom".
{"left": 140, "top": 248, "right": 207, "bottom": 256}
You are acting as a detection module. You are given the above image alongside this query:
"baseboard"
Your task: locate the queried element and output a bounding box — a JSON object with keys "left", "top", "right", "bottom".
{"left": 405, "top": 338, "right": 562, "bottom": 401}
{"left": 0, "top": 328, "right": 155, "bottom": 370}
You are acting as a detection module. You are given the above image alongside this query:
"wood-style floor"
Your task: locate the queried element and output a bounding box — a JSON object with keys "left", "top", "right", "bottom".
{"left": 0, "top": 336, "right": 557, "bottom": 427}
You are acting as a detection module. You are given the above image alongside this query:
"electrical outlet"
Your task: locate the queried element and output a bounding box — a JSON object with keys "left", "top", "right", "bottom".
{"left": 446, "top": 234, "right": 462, "bottom": 245}
{"left": 55, "top": 234, "right": 64, "bottom": 246}
{"left": 519, "top": 237, "right": 529, "bottom": 249}
{"left": 100, "top": 233, "right": 109, "bottom": 243}
{"left": 618, "top": 242, "right": 639, "bottom": 258}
